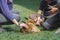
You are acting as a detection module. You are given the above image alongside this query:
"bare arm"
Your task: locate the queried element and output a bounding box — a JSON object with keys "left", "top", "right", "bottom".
{"left": 36, "top": 10, "right": 43, "bottom": 25}
{"left": 48, "top": 7, "right": 58, "bottom": 14}
{"left": 48, "top": 4, "right": 58, "bottom": 14}
{"left": 37, "top": 10, "right": 42, "bottom": 18}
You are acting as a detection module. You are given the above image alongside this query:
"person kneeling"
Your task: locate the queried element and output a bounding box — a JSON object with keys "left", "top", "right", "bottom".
{"left": 36, "top": 0, "right": 58, "bottom": 30}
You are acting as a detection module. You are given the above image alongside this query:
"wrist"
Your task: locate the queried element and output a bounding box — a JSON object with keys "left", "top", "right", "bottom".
{"left": 16, "top": 22, "right": 21, "bottom": 28}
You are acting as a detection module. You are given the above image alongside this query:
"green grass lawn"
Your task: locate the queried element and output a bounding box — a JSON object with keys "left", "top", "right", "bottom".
{"left": 0, "top": 0, "right": 60, "bottom": 40}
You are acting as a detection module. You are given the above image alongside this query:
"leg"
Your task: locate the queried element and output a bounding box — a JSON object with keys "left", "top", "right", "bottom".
{"left": 55, "top": 0, "right": 60, "bottom": 33}
{"left": 42, "top": 13, "right": 59, "bottom": 30}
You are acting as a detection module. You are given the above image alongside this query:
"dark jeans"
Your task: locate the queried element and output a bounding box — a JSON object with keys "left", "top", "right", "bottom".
{"left": 42, "top": 13, "right": 59, "bottom": 30}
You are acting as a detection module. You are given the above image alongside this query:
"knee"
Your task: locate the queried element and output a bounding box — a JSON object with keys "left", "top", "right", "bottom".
{"left": 42, "top": 21, "right": 51, "bottom": 30}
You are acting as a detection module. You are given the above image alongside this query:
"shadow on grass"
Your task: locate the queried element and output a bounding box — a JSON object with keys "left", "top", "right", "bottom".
{"left": 2, "top": 27, "right": 20, "bottom": 32}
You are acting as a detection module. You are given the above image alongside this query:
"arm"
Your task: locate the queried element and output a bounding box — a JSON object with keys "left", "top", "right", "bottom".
{"left": 0, "top": 0, "right": 28, "bottom": 29}
{"left": 7, "top": 0, "right": 13, "bottom": 10}
{"left": 47, "top": 5, "right": 58, "bottom": 18}
{"left": 0, "top": 0, "right": 14, "bottom": 21}
{"left": 37, "top": 10, "right": 42, "bottom": 17}
{"left": 0, "top": 0, "right": 19, "bottom": 26}
{"left": 36, "top": 10, "right": 43, "bottom": 25}
{"left": 36, "top": 0, "right": 44, "bottom": 25}
{"left": 48, "top": 7, "right": 58, "bottom": 14}
{"left": 37, "top": 10, "right": 42, "bottom": 20}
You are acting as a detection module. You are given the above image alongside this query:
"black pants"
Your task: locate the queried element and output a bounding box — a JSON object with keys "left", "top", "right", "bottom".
{"left": 42, "top": 13, "right": 59, "bottom": 30}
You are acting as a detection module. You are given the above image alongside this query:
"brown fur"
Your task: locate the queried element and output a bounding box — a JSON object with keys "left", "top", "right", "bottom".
{"left": 20, "top": 17, "right": 40, "bottom": 33}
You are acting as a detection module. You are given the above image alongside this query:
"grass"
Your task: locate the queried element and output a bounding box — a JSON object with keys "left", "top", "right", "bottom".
{"left": 0, "top": 0, "right": 60, "bottom": 40}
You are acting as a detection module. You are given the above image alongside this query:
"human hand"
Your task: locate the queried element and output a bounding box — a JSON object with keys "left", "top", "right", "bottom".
{"left": 36, "top": 18, "right": 43, "bottom": 26}
{"left": 20, "top": 23, "right": 28, "bottom": 29}
{"left": 48, "top": 8, "right": 57, "bottom": 15}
